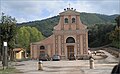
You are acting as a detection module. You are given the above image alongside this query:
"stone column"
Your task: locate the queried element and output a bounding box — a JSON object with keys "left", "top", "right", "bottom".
{"left": 55, "top": 35, "right": 58, "bottom": 54}
{"left": 69, "top": 15, "right": 71, "bottom": 30}
{"left": 61, "top": 15, "right": 64, "bottom": 30}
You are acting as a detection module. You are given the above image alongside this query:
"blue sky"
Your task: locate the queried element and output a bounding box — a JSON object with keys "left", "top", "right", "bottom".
{"left": 0, "top": 0, "right": 120, "bottom": 23}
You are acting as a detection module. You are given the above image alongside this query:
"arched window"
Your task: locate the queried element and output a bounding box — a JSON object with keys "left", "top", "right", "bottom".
{"left": 40, "top": 46, "right": 45, "bottom": 50}
{"left": 72, "top": 18, "right": 75, "bottom": 23}
{"left": 65, "top": 18, "right": 68, "bottom": 23}
{"left": 66, "top": 37, "right": 75, "bottom": 43}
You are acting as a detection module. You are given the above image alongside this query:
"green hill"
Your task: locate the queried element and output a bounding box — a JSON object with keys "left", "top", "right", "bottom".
{"left": 18, "top": 12, "right": 119, "bottom": 37}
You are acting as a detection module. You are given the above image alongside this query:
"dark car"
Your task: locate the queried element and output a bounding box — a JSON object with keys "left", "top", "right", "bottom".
{"left": 52, "top": 54, "right": 60, "bottom": 61}
{"left": 39, "top": 54, "right": 50, "bottom": 61}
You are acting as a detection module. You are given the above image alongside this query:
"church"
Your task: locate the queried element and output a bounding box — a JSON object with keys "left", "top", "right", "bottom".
{"left": 30, "top": 7, "right": 88, "bottom": 60}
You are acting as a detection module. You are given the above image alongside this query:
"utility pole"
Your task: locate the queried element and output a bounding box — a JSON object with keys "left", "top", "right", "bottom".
{"left": 2, "top": 42, "right": 8, "bottom": 69}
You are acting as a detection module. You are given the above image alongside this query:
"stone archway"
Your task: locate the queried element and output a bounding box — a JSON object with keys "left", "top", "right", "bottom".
{"left": 66, "top": 37, "right": 75, "bottom": 60}
{"left": 66, "top": 37, "right": 75, "bottom": 43}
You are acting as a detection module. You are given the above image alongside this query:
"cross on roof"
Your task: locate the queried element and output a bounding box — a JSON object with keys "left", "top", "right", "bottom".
{"left": 69, "top": 3, "right": 70, "bottom": 8}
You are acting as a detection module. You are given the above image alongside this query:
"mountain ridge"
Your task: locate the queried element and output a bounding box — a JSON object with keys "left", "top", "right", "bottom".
{"left": 18, "top": 12, "right": 119, "bottom": 37}
{"left": 18, "top": 12, "right": 119, "bottom": 24}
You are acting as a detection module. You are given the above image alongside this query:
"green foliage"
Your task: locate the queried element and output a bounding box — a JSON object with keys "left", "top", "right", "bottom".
{"left": 88, "top": 24, "right": 115, "bottom": 47}
{"left": 115, "top": 15, "right": 120, "bottom": 27}
{"left": 17, "top": 13, "right": 119, "bottom": 48}
{"left": 17, "top": 26, "right": 44, "bottom": 51}
{"left": 0, "top": 13, "right": 17, "bottom": 54}
{"left": 18, "top": 13, "right": 118, "bottom": 37}
{"left": 109, "top": 27, "right": 120, "bottom": 48}
{"left": 18, "top": 15, "right": 59, "bottom": 37}
{"left": 110, "top": 41, "right": 120, "bottom": 49}
{"left": 29, "top": 27, "right": 43, "bottom": 42}
{"left": 109, "top": 27, "right": 120, "bottom": 41}
{"left": 17, "top": 26, "right": 30, "bottom": 49}
{"left": 109, "top": 16, "right": 120, "bottom": 48}
{"left": 80, "top": 13, "right": 104, "bottom": 25}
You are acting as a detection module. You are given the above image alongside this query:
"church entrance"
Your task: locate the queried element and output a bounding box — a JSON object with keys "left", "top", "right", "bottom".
{"left": 67, "top": 46, "right": 75, "bottom": 60}
{"left": 66, "top": 37, "right": 75, "bottom": 60}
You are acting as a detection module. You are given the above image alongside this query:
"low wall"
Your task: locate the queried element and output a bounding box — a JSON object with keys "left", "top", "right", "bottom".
{"left": 102, "top": 47, "right": 120, "bottom": 58}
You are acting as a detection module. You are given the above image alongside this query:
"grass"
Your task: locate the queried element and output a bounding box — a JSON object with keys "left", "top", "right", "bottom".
{"left": 0, "top": 67, "right": 23, "bottom": 74}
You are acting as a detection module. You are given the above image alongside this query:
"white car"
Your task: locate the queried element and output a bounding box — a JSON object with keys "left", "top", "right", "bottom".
{"left": 52, "top": 54, "right": 60, "bottom": 61}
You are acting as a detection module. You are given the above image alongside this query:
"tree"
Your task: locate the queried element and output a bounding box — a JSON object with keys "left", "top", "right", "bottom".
{"left": 0, "top": 13, "right": 17, "bottom": 60}
{"left": 109, "top": 15, "right": 120, "bottom": 48}
{"left": 115, "top": 15, "right": 120, "bottom": 27}
{"left": 30, "top": 27, "right": 43, "bottom": 42}
{"left": 17, "top": 26, "right": 30, "bottom": 49}
{"left": 109, "top": 27, "right": 120, "bottom": 48}
{"left": 17, "top": 26, "right": 44, "bottom": 54}
{"left": 88, "top": 24, "right": 115, "bottom": 47}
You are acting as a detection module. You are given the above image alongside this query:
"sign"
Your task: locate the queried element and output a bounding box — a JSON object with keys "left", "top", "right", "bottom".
{"left": 3, "top": 42, "right": 7, "bottom": 46}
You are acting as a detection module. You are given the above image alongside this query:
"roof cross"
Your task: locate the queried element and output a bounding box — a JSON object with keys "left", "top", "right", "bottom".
{"left": 69, "top": 3, "right": 70, "bottom": 8}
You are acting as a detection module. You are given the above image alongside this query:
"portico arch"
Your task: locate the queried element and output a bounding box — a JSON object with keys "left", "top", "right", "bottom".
{"left": 66, "top": 37, "right": 75, "bottom": 43}
{"left": 66, "top": 37, "right": 75, "bottom": 60}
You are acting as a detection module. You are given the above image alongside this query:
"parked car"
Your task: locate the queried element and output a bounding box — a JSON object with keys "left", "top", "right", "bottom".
{"left": 39, "top": 54, "right": 50, "bottom": 61}
{"left": 52, "top": 54, "right": 60, "bottom": 61}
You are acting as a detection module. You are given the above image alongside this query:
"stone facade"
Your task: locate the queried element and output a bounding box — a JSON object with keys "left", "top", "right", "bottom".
{"left": 30, "top": 8, "right": 88, "bottom": 60}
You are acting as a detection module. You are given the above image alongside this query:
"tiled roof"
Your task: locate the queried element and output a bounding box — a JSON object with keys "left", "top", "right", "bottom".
{"left": 13, "top": 48, "right": 24, "bottom": 51}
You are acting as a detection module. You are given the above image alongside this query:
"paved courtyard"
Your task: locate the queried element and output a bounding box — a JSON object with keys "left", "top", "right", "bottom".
{"left": 0, "top": 50, "right": 118, "bottom": 74}
{"left": 14, "top": 50, "right": 119, "bottom": 74}
{"left": 14, "top": 60, "right": 117, "bottom": 74}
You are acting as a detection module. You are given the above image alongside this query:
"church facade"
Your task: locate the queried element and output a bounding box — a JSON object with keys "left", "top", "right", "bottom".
{"left": 30, "top": 8, "right": 88, "bottom": 60}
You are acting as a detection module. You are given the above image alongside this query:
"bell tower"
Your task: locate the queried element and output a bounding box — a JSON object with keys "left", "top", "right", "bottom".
{"left": 54, "top": 7, "right": 87, "bottom": 31}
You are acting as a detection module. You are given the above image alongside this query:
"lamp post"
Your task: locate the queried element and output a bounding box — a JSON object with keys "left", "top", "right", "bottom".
{"left": 2, "top": 41, "right": 8, "bottom": 69}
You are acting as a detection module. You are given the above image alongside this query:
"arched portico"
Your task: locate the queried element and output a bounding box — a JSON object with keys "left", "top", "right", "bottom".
{"left": 66, "top": 37, "right": 75, "bottom": 59}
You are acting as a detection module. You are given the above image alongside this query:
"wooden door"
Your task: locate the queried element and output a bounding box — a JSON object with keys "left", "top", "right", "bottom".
{"left": 67, "top": 46, "right": 74, "bottom": 59}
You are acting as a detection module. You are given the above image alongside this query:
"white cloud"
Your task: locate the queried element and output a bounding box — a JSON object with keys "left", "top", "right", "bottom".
{"left": 16, "top": 18, "right": 28, "bottom": 23}
{"left": 1, "top": 0, "right": 120, "bottom": 23}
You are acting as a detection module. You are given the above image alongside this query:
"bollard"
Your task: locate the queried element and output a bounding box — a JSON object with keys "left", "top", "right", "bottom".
{"left": 94, "top": 51, "right": 97, "bottom": 55}
{"left": 38, "top": 61, "right": 43, "bottom": 71}
{"left": 89, "top": 58, "right": 94, "bottom": 69}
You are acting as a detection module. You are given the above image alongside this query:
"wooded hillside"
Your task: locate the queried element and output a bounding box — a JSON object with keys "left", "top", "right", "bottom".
{"left": 17, "top": 13, "right": 119, "bottom": 48}
{"left": 18, "top": 13, "right": 118, "bottom": 37}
